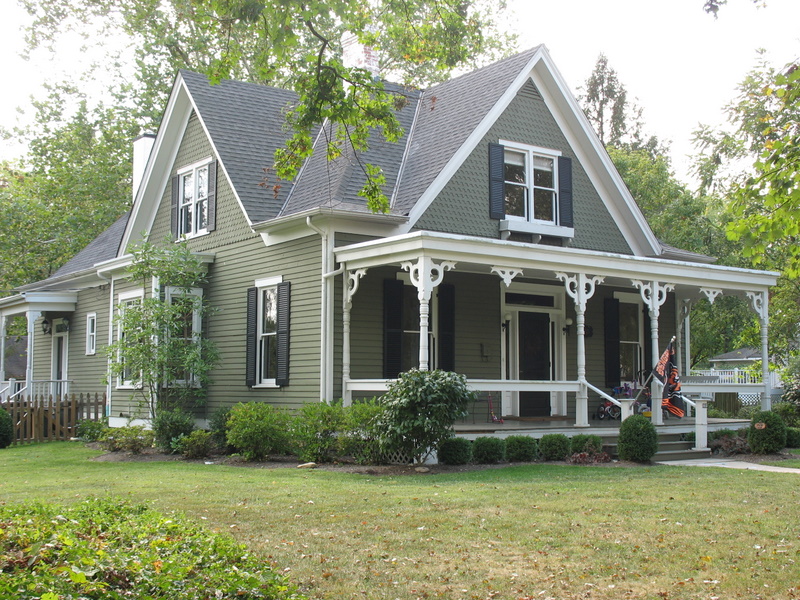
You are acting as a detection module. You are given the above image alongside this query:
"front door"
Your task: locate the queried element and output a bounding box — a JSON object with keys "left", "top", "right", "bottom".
{"left": 518, "top": 311, "right": 551, "bottom": 417}
{"left": 52, "top": 326, "right": 68, "bottom": 398}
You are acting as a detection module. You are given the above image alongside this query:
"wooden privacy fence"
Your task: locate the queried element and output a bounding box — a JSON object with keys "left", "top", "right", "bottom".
{"left": 1, "top": 393, "right": 106, "bottom": 445}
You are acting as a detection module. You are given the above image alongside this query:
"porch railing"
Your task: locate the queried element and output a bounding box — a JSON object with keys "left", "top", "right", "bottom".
{"left": 690, "top": 368, "right": 782, "bottom": 388}
{"left": 1, "top": 380, "right": 71, "bottom": 401}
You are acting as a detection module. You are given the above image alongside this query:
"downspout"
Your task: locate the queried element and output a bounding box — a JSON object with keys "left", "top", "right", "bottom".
{"left": 306, "top": 216, "right": 337, "bottom": 402}
{"left": 0, "top": 314, "right": 6, "bottom": 383}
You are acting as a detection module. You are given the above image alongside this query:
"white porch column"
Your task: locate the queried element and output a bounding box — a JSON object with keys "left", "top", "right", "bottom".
{"left": 693, "top": 398, "right": 709, "bottom": 451}
{"left": 747, "top": 291, "right": 771, "bottom": 410}
{"left": 632, "top": 280, "right": 674, "bottom": 426}
{"left": 401, "top": 257, "right": 456, "bottom": 371}
{"left": 680, "top": 299, "right": 693, "bottom": 376}
{"left": 342, "top": 268, "right": 367, "bottom": 405}
{"left": 25, "top": 310, "right": 42, "bottom": 388}
{"left": 556, "top": 272, "right": 604, "bottom": 428}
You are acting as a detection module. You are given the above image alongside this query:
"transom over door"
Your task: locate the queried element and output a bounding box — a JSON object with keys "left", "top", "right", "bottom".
{"left": 518, "top": 311, "right": 551, "bottom": 417}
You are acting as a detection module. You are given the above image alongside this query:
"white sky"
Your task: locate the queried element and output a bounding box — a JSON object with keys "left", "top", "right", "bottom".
{"left": 1, "top": 0, "right": 799, "bottom": 187}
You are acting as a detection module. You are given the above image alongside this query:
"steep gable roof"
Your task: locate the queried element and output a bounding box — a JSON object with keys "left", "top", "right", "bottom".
{"left": 179, "top": 71, "right": 299, "bottom": 224}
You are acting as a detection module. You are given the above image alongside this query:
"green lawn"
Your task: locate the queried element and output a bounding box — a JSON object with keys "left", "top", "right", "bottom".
{"left": 2, "top": 442, "right": 799, "bottom": 600}
{"left": 762, "top": 448, "right": 800, "bottom": 469}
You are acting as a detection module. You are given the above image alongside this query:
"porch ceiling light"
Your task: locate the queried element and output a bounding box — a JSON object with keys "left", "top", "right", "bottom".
{"left": 41, "top": 319, "right": 52, "bottom": 335}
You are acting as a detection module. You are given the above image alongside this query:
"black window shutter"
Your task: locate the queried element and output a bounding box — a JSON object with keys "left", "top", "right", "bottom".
{"left": 171, "top": 175, "right": 180, "bottom": 240}
{"left": 207, "top": 160, "right": 217, "bottom": 232}
{"left": 558, "top": 155, "right": 573, "bottom": 228}
{"left": 276, "top": 281, "right": 291, "bottom": 386}
{"left": 604, "top": 297, "right": 620, "bottom": 388}
{"left": 383, "top": 279, "right": 404, "bottom": 378}
{"left": 488, "top": 142, "right": 505, "bottom": 220}
{"left": 245, "top": 287, "right": 258, "bottom": 387}
{"left": 438, "top": 283, "right": 455, "bottom": 372}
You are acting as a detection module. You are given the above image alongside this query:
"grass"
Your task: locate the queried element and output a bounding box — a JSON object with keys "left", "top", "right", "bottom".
{"left": 2, "top": 442, "right": 800, "bottom": 600}
{"left": 761, "top": 447, "right": 800, "bottom": 469}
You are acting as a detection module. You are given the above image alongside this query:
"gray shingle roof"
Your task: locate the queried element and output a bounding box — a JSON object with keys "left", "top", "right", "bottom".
{"left": 52, "top": 212, "right": 130, "bottom": 279}
{"left": 391, "top": 47, "right": 540, "bottom": 215}
{"left": 180, "top": 70, "right": 300, "bottom": 224}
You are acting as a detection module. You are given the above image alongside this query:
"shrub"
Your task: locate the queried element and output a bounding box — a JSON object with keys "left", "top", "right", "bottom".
{"left": 208, "top": 406, "right": 232, "bottom": 451}
{"left": 153, "top": 408, "right": 195, "bottom": 453}
{"left": 570, "top": 434, "right": 603, "bottom": 455}
{"left": 617, "top": 415, "right": 658, "bottom": 462}
{"left": 786, "top": 427, "right": 800, "bottom": 448}
{"left": 707, "top": 407, "right": 733, "bottom": 419}
{"left": 538, "top": 433, "right": 571, "bottom": 461}
{"left": 748, "top": 410, "right": 787, "bottom": 454}
{"left": 376, "top": 369, "right": 473, "bottom": 463}
{"left": 75, "top": 418, "right": 108, "bottom": 442}
{"left": 291, "top": 400, "right": 346, "bottom": 462}
{"left": 736, "top": 405, "right": 760, "bottom": 420}
{"left": 505, "top": 435, "right": 538, "bottom": 462}
{"left": 683, "top": 430, "right": 696, "bottom": 443}
{"left": 438, "top": 437, "right": 472, "bottom": 465}
{"left": 226, "top": 402, "right": 291, "bottom": 461}
{"left": 0, "top": 497, "right": 299, "bottom": 600}
{"left": 709, "top": 428, "right": 742, "bottom": 442}
{"left": 0, "top": 407, "right": 13, "bottom": 449}
{"left": 338, "top": 398, "right": 384, "bottom": 465}
{"left": 99, "top": 425, "right": 154, "bottom": 453}
{"left": 772, "top": 401, "right": 800, "bottom": 428}
{"left": 172, "top": 429, "right": 215, "bottom": 458}
{"left": 472, "top": 437, "right": 505, "bottom": 464}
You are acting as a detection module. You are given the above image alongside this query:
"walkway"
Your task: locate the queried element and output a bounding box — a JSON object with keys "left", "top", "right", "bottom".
{"left": 656, "top": 457, "right": 800, "bottom": 474}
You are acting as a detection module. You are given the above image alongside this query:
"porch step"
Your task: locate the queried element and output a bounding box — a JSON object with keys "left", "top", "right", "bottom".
{"left": 604, "top": 435, "right": 712, "bottom": 462}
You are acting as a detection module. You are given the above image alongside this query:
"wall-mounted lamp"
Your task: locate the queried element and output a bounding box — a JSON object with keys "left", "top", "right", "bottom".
{"left": 501, "top": 313, "right": 512, "bottom": 330}
{"left": 41, "top": 319, "right": 52, "bottom": 335}
{"left": 562, "top": 318, "right": 573, "bottom": 335}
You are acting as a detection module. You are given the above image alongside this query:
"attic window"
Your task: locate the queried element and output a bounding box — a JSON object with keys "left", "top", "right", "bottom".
{"left": 171, "top": 159, "right": 217, "bottom": 240}
{"left": 489, "top": 141, "right": 574, "bottom": 240}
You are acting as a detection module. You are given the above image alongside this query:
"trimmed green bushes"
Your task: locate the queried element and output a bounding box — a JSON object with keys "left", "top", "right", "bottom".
{"left": 226, "top": 402, "right": 291, "bottom": 461}
{"left": 570, "top": 434, "right": 603, "bottom": 455}
{"left": 505, "top": 435, "right": 538, "bottom": 462}
{"left": 617, "top": 415, "right": 658, "bottom": 462}
{"left": 153, "top": 408, "right": 195, "bottom": 452}
{"left": 0, "top": 407, "right": 13, "bottom": 449}
{"left": 472, "top": 436, "right": 505, "bottom": 463}
{"left": 438, "top": 437, "right": 472, "bottom": 465}
{"left": 538, "top": 433, "right": 570, "bottom": 461}
{"left": 748, "top": 410, "right": 787, "bottom": 454}
{"left": 786, "top": 427, "right": 800, "bottom": 449}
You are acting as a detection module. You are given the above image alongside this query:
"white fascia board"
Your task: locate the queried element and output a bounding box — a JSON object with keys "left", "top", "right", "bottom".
{"left": 334, "top": 231, "right": 778, "bottom": 292}
{"left": 253, "top": 207, "right": 407, "bottom": 246}
{"left": 20, "top": 291, "right": 79, "bottom": 312}
{"left": 121, "top": 76, "right": 191, "bottom": 253}
{"left": 185, "top": 89, "right": 254, "bottom": 228}
{"left": 531, "top": 52, "right": 660, "bottom": 255}
{"left": 402, "top": 47, "right": 547, "bottom": 230}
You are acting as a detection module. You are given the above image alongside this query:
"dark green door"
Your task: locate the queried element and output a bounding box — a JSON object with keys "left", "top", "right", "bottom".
{"left": 518, "top": 312, "right": 551, "bottom": 417}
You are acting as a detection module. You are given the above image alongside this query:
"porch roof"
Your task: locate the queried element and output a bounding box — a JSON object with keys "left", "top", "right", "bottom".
{"left": 334, "top": 231, "right": 778, "bottom": 298}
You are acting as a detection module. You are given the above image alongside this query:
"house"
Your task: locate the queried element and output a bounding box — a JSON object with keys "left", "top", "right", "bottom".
{"left": 0, "top": 46, "right": 779, "bottom": 436}
{"left": 709, "top": 347, "right": 762, "bottom": 370}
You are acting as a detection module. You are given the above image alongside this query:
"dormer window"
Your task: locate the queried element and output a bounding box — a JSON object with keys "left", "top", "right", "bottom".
{"left": 171, "top": 159, "right": 217, "bottom": 240}
{"left": 489, "top": 141, "right": 573, "bottom": 240}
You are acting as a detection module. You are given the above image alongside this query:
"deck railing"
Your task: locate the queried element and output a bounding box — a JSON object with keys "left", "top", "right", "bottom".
{"left": 1, "top": 380, "right": 71, "bottom": 401}
{"left": 690, "top": 369, "right": 782, "bottom": 388}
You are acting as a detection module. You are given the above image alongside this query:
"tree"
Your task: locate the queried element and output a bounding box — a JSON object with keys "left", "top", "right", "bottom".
{"left": 106, "top": 241, "right": 219, "bottom": 420}
{"left": 19, "top": 0, "right": 513, "bottom": 213}
{"left": 0, "top": 81, "right": 143, "bottom": 292}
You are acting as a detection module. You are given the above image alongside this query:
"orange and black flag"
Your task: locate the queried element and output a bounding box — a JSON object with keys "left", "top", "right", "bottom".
{"left": 653, "top": 340, "right": 685, "bottom": 418}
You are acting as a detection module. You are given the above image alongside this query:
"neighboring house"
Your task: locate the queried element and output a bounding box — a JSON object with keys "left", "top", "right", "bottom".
{"left": 0, "top": 46, "right": 779, "bottom": 428}
{"left": 708, "top": 348, "right": 761, "bottom": 370}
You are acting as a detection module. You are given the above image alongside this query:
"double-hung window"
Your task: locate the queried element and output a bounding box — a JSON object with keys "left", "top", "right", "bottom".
{"left": 489, "top": 141, "right": 573, "bottom": 239}
{"left": 117, "top": 290, "right": 143, "bottom": 388}
{"left": 165, "top": 287, "right": 203, "bottom": 386}
{"left": 85, "top": 313, "right": 97, "bottom": 355}
{"left": 172, "top": 159, "right": 217, "bottom": 239}
{"left": 246, "top": 277, "right": 291, "bottom": 387}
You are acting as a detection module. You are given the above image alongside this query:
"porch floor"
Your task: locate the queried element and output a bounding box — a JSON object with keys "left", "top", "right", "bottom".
{"left": 454, "top": 416, "right": 749, "bottom": 439}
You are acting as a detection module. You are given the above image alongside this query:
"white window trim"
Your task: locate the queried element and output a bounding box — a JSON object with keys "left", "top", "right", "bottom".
{"left": 498, "top": 140, "right": 574, "bottom": 239}
{"left": 176, "top": 157, "right": 213, "bottom": 240}
{"left": 85, "top": 312, "right": 97, "bottom": 355}
{"left": 116, "top": 289, "right": 144, "bottom": 389}
{"left": 164, "top": 286, "right": 204, "bottom": 387}
{"left": 252, "top": 275, "right": 283, "bottom": 388}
